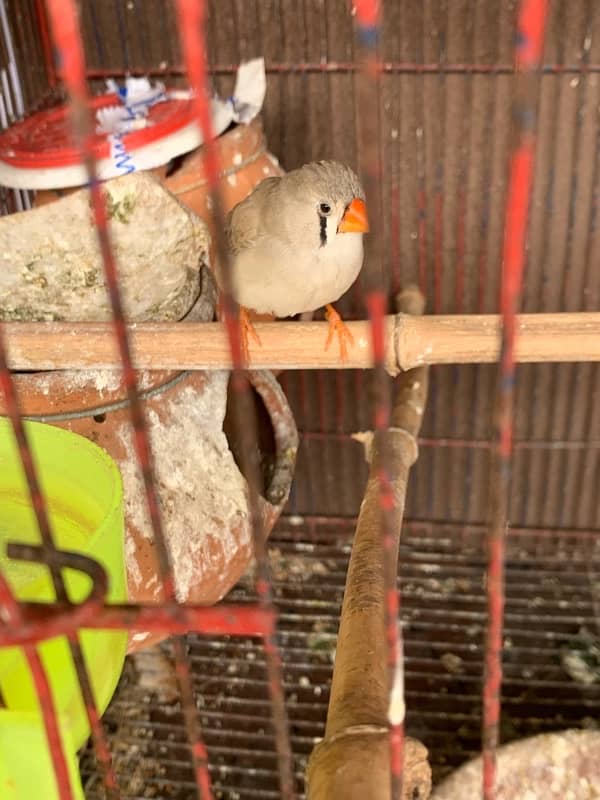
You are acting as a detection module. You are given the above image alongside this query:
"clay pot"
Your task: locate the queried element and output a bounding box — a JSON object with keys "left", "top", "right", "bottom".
{"left": 162, "top": 117, "right": 283, "bottom": 250}
{"left": 34, "top": 116, "right": 282, "bottom": 323}
{"left": 1, "top": 363, "right": 297, "bottom": 653}
{"left": 1, "top": 264, "right": 297, "bottom": 652}
{"left": 9, "top": 118, "right": 291, "bottom": 651}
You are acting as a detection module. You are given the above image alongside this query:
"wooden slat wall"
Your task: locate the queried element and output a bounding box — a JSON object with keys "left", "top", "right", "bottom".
{"left": 5, "top": 0, "right": 600, "bottom": 529}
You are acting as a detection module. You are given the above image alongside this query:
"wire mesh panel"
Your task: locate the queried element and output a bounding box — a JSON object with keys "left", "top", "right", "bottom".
{"left": 80, "top": 519, "right": 600, "bottom": 798}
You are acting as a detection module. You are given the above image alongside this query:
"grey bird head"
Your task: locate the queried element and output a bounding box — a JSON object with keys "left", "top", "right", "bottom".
{"left": 275, "top": 160, "right": 369, "bottom": 249}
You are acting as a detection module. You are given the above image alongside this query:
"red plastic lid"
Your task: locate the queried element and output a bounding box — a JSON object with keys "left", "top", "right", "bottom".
{"left": 0, "top": 93, "right": 196, "bottom": 169}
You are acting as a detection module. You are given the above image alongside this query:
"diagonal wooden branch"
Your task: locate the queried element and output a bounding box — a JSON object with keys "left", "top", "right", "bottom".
{"left": 3, "top": 312, "right": 600, "bottom": 372}
{"left": 305, "top": 286, "right": 432, "bottom": 800}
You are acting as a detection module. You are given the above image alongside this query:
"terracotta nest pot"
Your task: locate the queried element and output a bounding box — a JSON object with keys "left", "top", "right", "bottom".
{"left": 34, "top": 115, "right": 282, "bottom": 325}
{"left": 1, "top": 279, "right": 298, "bottom": 652}
{"left": 34, "top": 116, "right": 283, "bottom": 267}
{"left": 161, "top": 117, "right": 283, "bottom": 257}
{"left": 12, "top": 117, "right": 295, "bottom": 651}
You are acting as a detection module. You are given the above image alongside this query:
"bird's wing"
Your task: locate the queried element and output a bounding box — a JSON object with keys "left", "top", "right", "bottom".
{"left": 225, "top": 177, "right": 282, "bottom": 256}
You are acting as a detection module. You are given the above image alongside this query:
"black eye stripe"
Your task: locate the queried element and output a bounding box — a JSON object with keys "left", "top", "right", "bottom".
{"left": 319, "top": 215, "right": 327, "bottom": 247}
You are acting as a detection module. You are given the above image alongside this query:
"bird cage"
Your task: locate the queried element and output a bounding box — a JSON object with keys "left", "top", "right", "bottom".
{"left": 0, "top": 1, "right": 599, "bottom": 799}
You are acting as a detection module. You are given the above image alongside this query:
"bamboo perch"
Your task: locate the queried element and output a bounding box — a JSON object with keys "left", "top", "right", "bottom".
{"left": 3, "top": 312, "right": 600, "bottom": 372}
{"left": 306, "top": 287, "right": 432, "bottom": 800}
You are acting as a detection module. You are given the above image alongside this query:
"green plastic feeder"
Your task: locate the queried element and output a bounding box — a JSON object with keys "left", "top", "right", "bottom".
{"left": 0, "top": 418, "right": 128, "bottom": 799}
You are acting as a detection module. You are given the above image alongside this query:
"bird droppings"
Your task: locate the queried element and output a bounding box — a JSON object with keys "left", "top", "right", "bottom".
{"left": 232, "top": 152, "right": 243, "bottom": 165}
{"left": 118, "top": 371, "right": 249, "bottom": 602}
{"left": 27, "top": 368, "right": 159, "bottom": 400}
{"left": 561, "top": 629, "right": 600, "bottom": 686}
{"left": 440, "top": 653, "right": 465, "bottom": 675}
{"left": 227, "top": 173, "right": 238, "bottom": 186}
{"left": 267, "top": 547, "right": 330, "bottom": 582}
{"left": 105, "top": 191, "right": 136, "bottom": 224}
{"left": 388, "top": 658, "right": 406, "bottom": 726}
{"left": 27, "top": 369, "right": 120, "bottom": 397}
{"left": 131, "top": 646, "right": 179, "bottom": 704}
{"left": 125, "top": 536, "right": 143, "bottom": 591}
{"left": 351, "top": 430, "right": 374, "bottom": 463}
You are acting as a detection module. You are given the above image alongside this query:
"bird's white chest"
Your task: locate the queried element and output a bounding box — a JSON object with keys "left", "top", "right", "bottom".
{"left": 232, "top": 233, "right": 364, "bottom": 317}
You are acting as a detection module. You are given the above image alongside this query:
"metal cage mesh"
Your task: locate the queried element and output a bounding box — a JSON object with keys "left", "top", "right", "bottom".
{"left": 0, "top": 1, "right": 599, "bottom": 799}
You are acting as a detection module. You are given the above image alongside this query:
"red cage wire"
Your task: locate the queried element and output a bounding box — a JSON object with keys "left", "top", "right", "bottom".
{"left": 0, "top": 1, "right": 550, "bottom": 799}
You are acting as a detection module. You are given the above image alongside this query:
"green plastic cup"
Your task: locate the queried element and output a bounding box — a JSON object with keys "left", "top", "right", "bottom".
{"left": 0, "top": 418, "right": 128, "bottom": 798}
{"left": 0, "top": 709, "right": 84, "bottom": 800}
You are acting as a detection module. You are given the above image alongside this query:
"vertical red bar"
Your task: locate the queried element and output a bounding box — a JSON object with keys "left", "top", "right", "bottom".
{"left": 482, "top": 1, "right": 548, "bottom": 798}
{"left": 0, "top": 258, "right": 80, "bottom": 799}
{"left": 174, "top": 0, "right": 243, "bottom": 366}
{"left": 24, "top": 646, "right": 74, "bottom": 800}
{"left": 42, "top": 2, "right": 214, "bottom": 797}
{"left": 34, "top": 0, "right": 57, "bottom": 87}
{"left": 175, "top": 3, "right": 295, "bottom": 798}
{"left": 0, "top": 554, "right": 72, "bottom": 799}
{"left": 353, "top": 1, "right": 405, "bottom": 798}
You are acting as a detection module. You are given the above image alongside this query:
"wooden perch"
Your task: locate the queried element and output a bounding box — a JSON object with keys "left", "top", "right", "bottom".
{"left": 306, "top": 287, "right": 432, "bottom": 800}
{"left": 3, "top": 311, "right": 600, "bottom": 372}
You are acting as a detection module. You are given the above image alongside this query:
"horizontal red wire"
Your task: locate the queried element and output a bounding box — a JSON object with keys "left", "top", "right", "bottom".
{"left": 83, "top": 62, "right": 599, "bottom": 79}
{"left": 0, "top": 603, "right": 275, "bottom": 648}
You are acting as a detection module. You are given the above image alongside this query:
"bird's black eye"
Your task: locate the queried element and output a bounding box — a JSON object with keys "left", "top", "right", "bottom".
{"left": 319, "top": 202, "right": 332, "bottom": 216}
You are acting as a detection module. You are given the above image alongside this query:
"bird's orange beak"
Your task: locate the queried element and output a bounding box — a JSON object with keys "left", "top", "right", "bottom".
{"left": 337, "top": 197, "right": 369, "bottom": 234}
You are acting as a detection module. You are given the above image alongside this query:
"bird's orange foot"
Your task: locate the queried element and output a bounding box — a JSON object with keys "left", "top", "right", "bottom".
{"left": 239, "top": 306, "right": 262, "bottom": 364}
{"left": 324, "top": 303, "right": 354, "bottom": 362}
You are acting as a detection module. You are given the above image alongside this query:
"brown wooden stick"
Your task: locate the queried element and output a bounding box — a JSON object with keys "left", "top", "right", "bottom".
{"left": 306, "top": 287, "right": 432, "bottom": 800}
{"left": 2, "top": 311, "right": 600, "bottom": 372}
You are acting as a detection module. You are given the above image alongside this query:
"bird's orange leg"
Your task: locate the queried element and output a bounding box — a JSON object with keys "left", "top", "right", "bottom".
{"left": 216, "top": 293, "right": 261, "bottom": 364}
{"left": 239, "top": 305, "right": 262, "bottom": 364}
{"left": 324, "top": 303, "right": 354, "bottom": 362}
